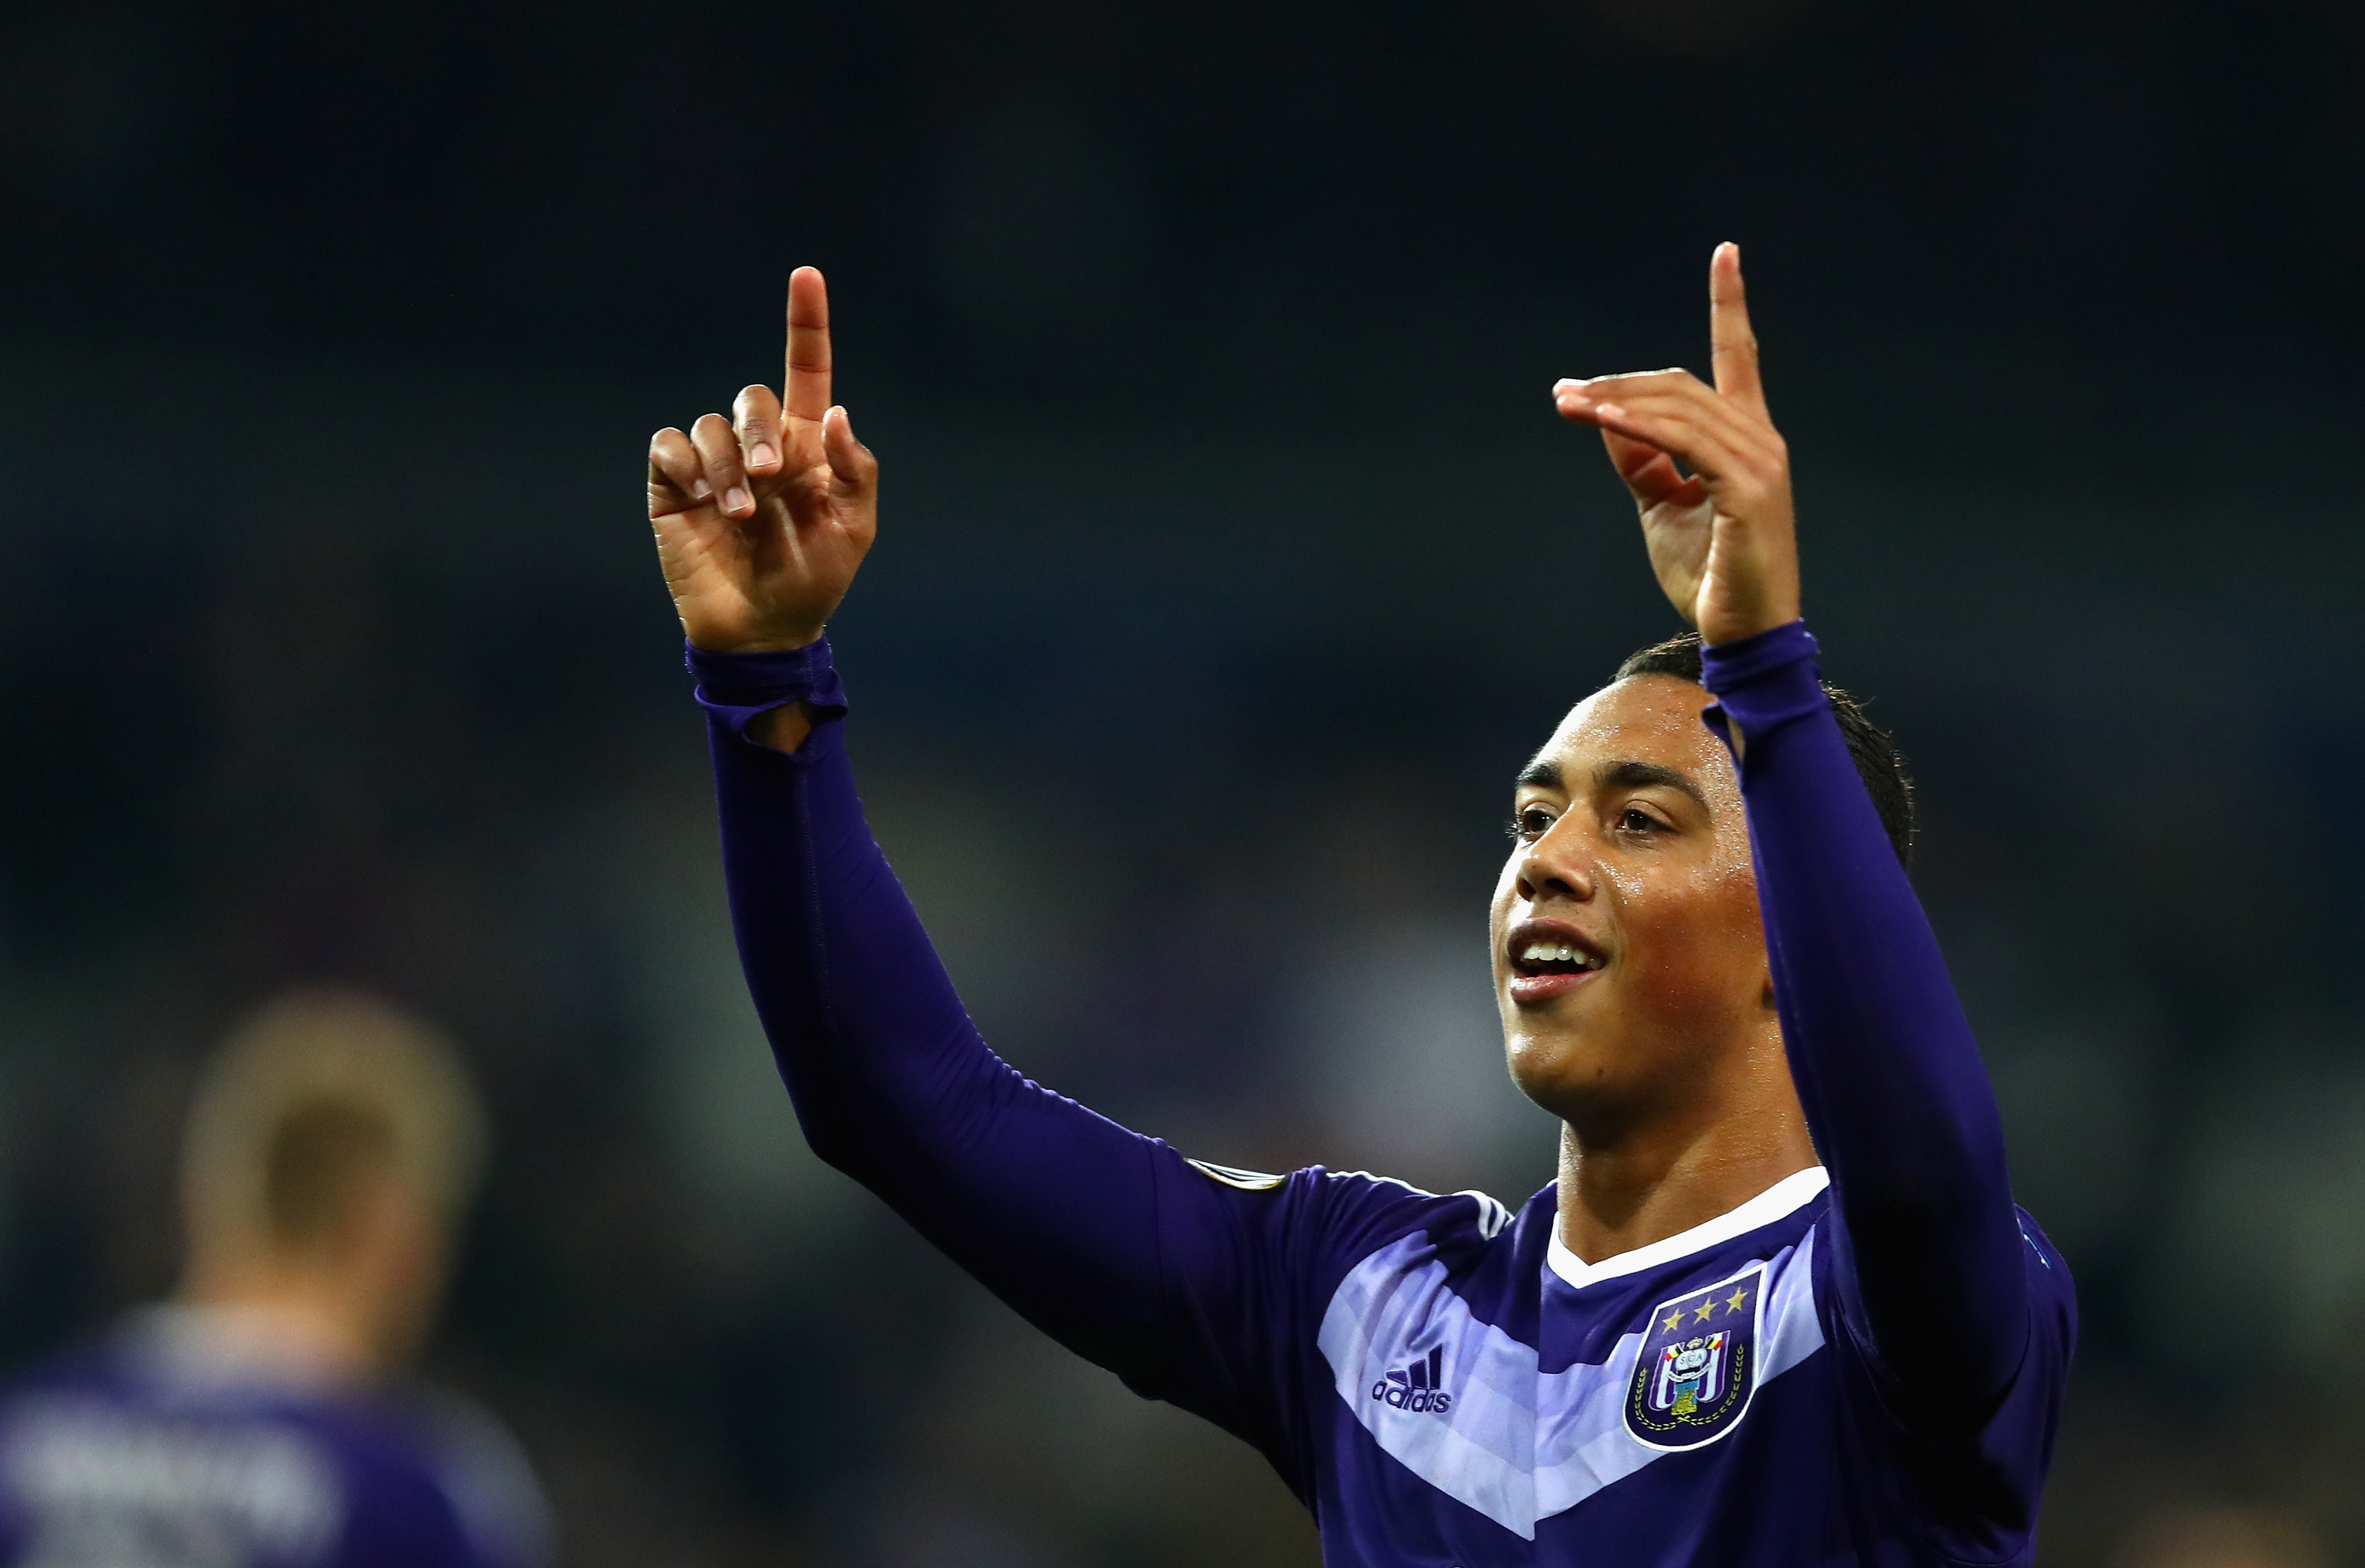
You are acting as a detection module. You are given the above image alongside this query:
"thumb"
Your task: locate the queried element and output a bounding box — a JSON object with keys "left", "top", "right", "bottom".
{"left": 823, "top": 406, "right": 879, "bottom": 496}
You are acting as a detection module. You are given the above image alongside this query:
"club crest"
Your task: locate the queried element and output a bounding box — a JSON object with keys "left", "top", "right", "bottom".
{"left": 1623, "top": 1264, "right": 1767, "bottom": 1451}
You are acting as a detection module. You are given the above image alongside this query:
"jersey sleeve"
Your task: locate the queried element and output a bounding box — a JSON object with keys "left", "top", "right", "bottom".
{"left": 1699, "top": 624, "right": 2076, "bottom": 1531}
{"left": 689, "top": 640, "right": 1437, "bottom": 1492}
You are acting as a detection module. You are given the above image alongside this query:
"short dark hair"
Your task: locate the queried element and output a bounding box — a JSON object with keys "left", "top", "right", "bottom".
{"left": 1613, "top": 632, "right": 1916, "bottom": 866}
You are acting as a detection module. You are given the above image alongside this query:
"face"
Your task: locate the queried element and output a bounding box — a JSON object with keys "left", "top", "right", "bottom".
{"left": 1491, "top": 676, "right": 1775, "bottom": 1139}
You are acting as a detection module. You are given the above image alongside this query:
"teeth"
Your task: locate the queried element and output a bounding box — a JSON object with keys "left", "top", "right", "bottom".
{"left": 1519, "top": 941, "right": 1594, "bottom": 969}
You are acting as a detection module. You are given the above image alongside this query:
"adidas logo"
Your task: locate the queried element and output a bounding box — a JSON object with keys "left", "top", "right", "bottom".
{"left": 1370, "top": 1347, "right": 1453, "bottom": 1414}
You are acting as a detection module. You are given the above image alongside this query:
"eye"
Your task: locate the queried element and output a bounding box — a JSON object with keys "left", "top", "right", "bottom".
{"left": 1507, "top": 805, "right": 1557, "bottom": 843}
{"left": 1618, "top": 805, "right": 1669, "bottom": 834}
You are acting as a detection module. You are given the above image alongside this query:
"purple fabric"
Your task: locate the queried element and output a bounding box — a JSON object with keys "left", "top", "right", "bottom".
{"left": 693, "top": 642, "right": 1203, "bottom": 1402}
{"left": 0, "top": 1314, "right": 548, "bottom": 1568}
{"left": 1701, "top": 621, "right": 2047, "bottom": 1428}
{"left": 684, "top": 640, "right": 845, "bottom": 743}
{"left": 691, "top": 626, "right": 2075, "bottom": 1565}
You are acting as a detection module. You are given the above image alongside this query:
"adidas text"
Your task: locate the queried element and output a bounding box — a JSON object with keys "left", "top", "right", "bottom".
{"left": 1372, "top": 1347, "right": 1452, "bottom": 1414}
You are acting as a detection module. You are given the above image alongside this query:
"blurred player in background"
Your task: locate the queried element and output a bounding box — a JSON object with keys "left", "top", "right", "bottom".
{"left": 648, "top": 251, "right": 2075, "bottom": 1564}
{"left": 0, "top": 989, "right": 549, "bottom": 1568}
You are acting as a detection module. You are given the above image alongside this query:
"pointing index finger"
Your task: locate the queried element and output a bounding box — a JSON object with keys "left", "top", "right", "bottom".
{"left": 1708, "top": 242, "right": 1767, "bottom": 418}
{"left": 785, "top": 266, "right": 833, "bottom": 425}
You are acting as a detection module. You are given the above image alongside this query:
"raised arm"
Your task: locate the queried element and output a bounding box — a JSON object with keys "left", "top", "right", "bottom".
{"left": 644, "top": 266, "right": 1177, "bottom": 1351}
{"left": 642, "top": 271, "right": 1346, "bottom": 1475}
{"left": 1550, "top": 247, "right": 2062, "bottom": 1432}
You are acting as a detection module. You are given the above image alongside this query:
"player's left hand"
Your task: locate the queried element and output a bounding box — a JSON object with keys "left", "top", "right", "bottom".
{"left": 1553, "top": 243, "right": 1800, "bottom": 647}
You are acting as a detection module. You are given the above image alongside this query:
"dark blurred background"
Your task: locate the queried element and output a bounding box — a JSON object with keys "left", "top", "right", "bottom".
{"left": 4, "top": 0, "right": 2364, "bottom": 1562}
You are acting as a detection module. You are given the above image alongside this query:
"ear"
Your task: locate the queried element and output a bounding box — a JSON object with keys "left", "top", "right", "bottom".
{"left": 351, "top": 1182, "right": 447, "bottom": 1369}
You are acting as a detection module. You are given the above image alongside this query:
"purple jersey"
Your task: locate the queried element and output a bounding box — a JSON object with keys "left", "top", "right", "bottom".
{"left": 689, "top": 620, "right": 2077, "bottom": 1565}
{"left": 0, "top": 1307, "right": 549, "bottom": 1568}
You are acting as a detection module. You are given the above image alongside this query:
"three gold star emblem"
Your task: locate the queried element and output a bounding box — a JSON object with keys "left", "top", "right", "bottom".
{"left": 1658, "top": 1282, "right": 1754, "bottom": 1336}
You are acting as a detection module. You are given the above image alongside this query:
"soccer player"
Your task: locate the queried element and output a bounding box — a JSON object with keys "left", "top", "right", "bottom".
{"left": 0, "top": 989, "right": 550, "bottom": 1568}
{"left": 647, "top": 247, "right": 2075, "bottom": 1564}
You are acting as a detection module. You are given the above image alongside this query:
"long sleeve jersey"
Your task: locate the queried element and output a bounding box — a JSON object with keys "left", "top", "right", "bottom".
{"left": 691, "top": 620, "right": 2075, "bottom": 1567}
{"left": 0, "top": 1307, "right": 552, "bottom": 1568}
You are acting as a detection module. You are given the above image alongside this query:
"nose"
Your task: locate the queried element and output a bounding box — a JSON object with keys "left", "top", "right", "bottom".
{"left": 1514, "top": 818, "right": 1597, "bottom": 906}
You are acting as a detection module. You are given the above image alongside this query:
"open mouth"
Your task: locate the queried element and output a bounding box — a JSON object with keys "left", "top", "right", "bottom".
{"left": 1509, "top": 939, "right": 1604, "bottom": 979}
{"left": 1504, "top": 921, "right": 1607, "bottom": 1006}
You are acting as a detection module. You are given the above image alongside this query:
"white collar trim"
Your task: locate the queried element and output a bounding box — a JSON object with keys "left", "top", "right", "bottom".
{"left": 1546, "top": 1165, "right": 1829, "bottom": 1290}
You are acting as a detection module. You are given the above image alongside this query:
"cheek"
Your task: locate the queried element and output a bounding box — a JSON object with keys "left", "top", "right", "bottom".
{"left": 1487, "top": 860, "right": 1520, "bottom": 959}
{"left": 1613, "top": 872, "right": 1766, "bottom": 1022}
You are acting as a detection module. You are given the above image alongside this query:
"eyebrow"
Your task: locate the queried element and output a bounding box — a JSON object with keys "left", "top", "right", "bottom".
{"left": 1598, "top": 760, "right": 1710, "bottom": 814}
{"left": 1513, "top": 757, "right": 1710, "bottom": 814}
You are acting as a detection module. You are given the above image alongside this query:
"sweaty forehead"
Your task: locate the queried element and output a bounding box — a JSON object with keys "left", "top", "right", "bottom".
{"left": 1531, "top": 676, "right": 1734, "bottom": 792}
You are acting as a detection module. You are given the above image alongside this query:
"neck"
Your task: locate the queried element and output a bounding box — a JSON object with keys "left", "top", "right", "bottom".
{"left": 1553, "top": 1037, "right": 1817, "bottom": 1266}
{"left": 179, "top": 1259, "right": 395, "bottom": 1383}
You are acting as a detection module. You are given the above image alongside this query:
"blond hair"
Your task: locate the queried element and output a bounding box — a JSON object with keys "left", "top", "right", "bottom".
{"left": 182, "top": 988, "right": 488, "bottom": 1264}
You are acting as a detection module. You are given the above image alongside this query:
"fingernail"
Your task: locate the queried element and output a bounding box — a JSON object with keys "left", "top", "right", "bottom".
{"left": 751, "top": 443, "right": 778, "bottom": 467}
{"left": 725, "top": 486, "right": 751, "bottom": 513}
{"left": 1555, "top": 377, "right": 1592, "bottom": 390}
{"left": 689, "top": 477, "right": 712, "bottom": 499}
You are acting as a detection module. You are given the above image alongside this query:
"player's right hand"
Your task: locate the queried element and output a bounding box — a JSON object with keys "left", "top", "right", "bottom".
{"left": 647, "top": 266, "right": 879, "bottom": 653}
